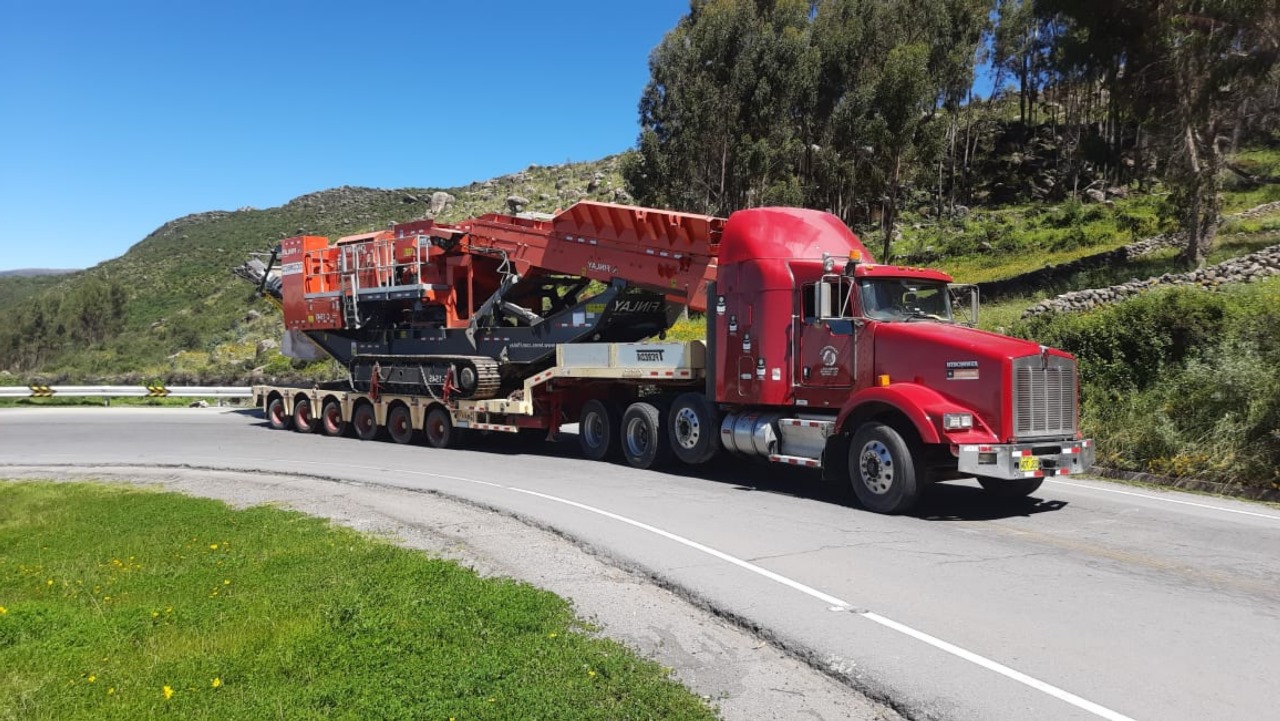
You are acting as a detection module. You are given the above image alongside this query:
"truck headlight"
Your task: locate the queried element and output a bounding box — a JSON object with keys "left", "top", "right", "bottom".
{"left": 943, "top": 413, "right": 973, "bottom": 430}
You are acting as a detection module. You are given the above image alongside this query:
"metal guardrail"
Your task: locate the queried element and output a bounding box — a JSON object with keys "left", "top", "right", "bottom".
{"left": 0, "top": 385, "right": 252, "bottom": 399}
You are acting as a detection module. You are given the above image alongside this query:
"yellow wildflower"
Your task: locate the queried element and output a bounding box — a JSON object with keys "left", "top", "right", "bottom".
{"left": 223, "top": 579, "right": 231, "bottom": 585}
{"left": 209, "top": 544, "right": 218, "bottom": 550}
{"left": 46, "top": 579, "right": 54, "bottom": 586}
{"left": 547, "top": 632, "right": 557, "bottom": 638}
{"left": 107, "top": 687, "right": 115, "bottom": 695}
{"left": 88, "top": 675, "right": 96, "bottom": 683}
{"left": 588, "top": 670, "right": 597, "bottom": 677}
{"left": 0, "top": 606, "right": 7, "bottom": 614}
{"left": 211, "top": 678, "right": 222, "bottom": 688}
{"left": 163, "top": 685, "right": 174, "bottom": 700}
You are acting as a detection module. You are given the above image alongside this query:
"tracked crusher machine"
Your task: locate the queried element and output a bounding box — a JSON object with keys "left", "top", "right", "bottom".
{"left": 247, "top": 201, "right": 721, "bottom": 398}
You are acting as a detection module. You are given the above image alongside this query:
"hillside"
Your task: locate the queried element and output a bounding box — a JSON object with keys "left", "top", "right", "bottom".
{"left": 0, "top": 269, "right": 79, "bottom": 277}
{"left": 0, "top": 156, "right": 630, "bottom": 383}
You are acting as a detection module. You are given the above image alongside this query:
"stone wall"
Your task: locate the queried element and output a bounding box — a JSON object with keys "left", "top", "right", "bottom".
{"left": 1021, "top": 240, "right": 1280, "bottom": 317}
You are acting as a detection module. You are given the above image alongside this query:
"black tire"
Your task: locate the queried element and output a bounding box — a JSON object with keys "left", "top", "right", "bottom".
{"left": 321, "top": 400, "right": 348, "bottom": 437}
{"left": 977, "top": 476, "right": 1043, "bottom": 498}
{"left": 579, "top": 399, "right": 620, "bottom": 461}
{"left": 387, "top": 404, "right": 416, "bottom": 445}
{"left": 621, "top": 400, "right": 672, "bottom": 469}
{"left": 352, "top": 403, "right": 381, "bottom": 441}
{"left": 267, "top": 397, "right": 291, "bottom": 431}
{"left": 424, "top": 406, "right": 461, "bottom": 449}
{"left": 848, "top": 423, "right": 921, "bottom": 514}
{"left": 667, "top": 392, "right": 720, "bottom": 465}
{"left": 292, "top": 397, "right": 317, "bottom": 433}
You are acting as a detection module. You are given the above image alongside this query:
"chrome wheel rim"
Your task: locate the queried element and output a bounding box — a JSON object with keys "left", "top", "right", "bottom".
{"left": 859, "top": 441, "right": 894, "bottom": 495}
{"left": 673, "top": 407, "right": 700, "bottom": 450}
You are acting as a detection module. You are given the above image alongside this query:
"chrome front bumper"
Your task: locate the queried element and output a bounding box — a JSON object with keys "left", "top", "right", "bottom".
{"left": 957, "top": 439, "right": 1094, "bottom": 480}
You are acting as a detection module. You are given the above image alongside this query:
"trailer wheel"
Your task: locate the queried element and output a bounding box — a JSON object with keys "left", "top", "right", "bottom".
{"left": 267, "top": 397, "right": 291, "bottom": 431}
{"left": 321, "top": 400, "right": 348, "bottom": 437}
{"left": 424, "top": 406, "right": 461, "bottom": 449}
{"left": 352, "top": 403, "right": 381, "bottom": 441}
{"left": 977, "top": 476, "right": 1043, "bottom": 498}
{"left": 668, "top": 393, "right": 719, "bottom": 465}
{"left": 579, "top": 399, "right": 620, "bottom": 461}
{"left": 848, "top": 423, "right": 920, "bottom": 514}
{"left": 621, "top": 400, "right": 672, "bottom": 470}
{"left": 387, "top": 405, "right": 416, "bottom": 445}
{"left": 292, "top": 398, "right": 317, "bottom": 433}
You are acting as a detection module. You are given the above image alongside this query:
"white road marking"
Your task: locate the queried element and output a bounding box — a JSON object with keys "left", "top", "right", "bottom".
{"left": 862, "top": 612, "right": 1136, "bottom": 721}
{"left": 270, "top": 458, "right": 1137, "bottom": 721}
{"left": 1049, "top": 479, "right": 1280, "bottom": 521}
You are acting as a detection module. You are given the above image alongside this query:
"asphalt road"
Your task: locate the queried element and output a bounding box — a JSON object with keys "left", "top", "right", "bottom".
{"left": 3, "top": 407, "right": 1278, "bottom": 721}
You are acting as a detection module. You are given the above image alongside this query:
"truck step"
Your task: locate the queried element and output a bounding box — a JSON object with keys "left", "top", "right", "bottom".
{"left": 768, "top": 453, "right": 822, "bottom": 468}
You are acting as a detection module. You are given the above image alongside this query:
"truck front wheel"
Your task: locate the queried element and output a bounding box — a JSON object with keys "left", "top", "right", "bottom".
{"left": 977, "top": 476, "right": 1043, "bottom": 498}
{"left": 848, "top": 423, "right": 921, "bottom": 514}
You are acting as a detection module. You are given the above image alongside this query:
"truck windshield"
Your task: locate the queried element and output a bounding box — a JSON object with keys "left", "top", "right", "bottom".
{"left": 858, "top": 278, "right": 952, "bottom": 322}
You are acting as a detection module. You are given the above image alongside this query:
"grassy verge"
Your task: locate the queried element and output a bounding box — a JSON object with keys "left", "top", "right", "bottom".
{"left": 0, "top": 482, "right": 716, "bottom": 721}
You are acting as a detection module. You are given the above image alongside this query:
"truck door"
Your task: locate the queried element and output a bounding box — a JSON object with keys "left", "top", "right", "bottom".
{"left": 796, "top": 280, "right": 855, "bottom": 389}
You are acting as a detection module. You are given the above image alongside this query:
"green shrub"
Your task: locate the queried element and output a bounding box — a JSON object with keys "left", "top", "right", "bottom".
{"left": 1016, "top": 286, "right": 1230, "bottom": 391}
{"left": 1018, "top": 279, "right": 1280, "bottom": 487}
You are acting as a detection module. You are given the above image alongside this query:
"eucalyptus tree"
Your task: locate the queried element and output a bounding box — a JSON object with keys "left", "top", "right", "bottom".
{"left": 1037, "top": 0, "right": 1280, "bottom": 266}
{"left": 624, "top": 0, "right": 817, "bottom": 216}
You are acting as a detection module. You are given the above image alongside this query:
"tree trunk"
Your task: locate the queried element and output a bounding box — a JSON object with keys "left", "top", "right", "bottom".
{"left": 882, "top": 152, "right": 902, "bottom": 262}
{"left": 1180, "top": 123, "right": 1206, "bottom": 268}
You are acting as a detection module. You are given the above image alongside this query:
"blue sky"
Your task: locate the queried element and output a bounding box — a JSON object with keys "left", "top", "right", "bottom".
{"left": 0, "top": 0, "right": 690, "bottom": 271}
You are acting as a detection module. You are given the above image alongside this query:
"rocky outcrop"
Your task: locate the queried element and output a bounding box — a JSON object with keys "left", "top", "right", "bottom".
{"left": 429, "top": 191, "right": 456, "bottom": 215}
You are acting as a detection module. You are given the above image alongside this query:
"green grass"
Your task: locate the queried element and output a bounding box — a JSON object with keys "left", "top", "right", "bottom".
{"left": 0, "top": 482, "right": 716, "bottom": 721}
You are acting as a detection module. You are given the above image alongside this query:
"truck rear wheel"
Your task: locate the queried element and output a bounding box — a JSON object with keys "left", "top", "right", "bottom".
{"left": 352, "top": 403, "right": 380, "bottom": 441}
{"left": 292, "top": 398, "right": 317, "bottom": 433}
{"left": 848, "top": 423, "right": 921, "bottom": 514}
{"left": 267, "top": 397, "right": 291, "bottom": 431}
{"left": 668, "top": 393, "right": 719, "bottom": 465}
{"left": 387, "top": 405, "right": 415, "bottom": 445}
{"left": 424, "top": 406, "right": 461, "bottom": 449}
{"left": 621, "top": 400, "right": 672, "bottom": 470}
{"left": 321, "top": 400, "right": 348, "bottom": 437}
{"left": 978, "top": 476, "right": 1043, "bottom": 498}
{"left": 579, "top": 399, "right": 620, "bottom": 461}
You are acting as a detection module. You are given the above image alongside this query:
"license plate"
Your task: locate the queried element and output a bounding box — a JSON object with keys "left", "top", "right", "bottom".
{"left": 1018, "top": 456, "right": 1041, "bottom": 472}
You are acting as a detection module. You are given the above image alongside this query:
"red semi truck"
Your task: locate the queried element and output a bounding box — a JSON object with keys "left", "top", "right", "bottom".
{"left": 246, "top": 200, "right": 1092, "bottom": 513}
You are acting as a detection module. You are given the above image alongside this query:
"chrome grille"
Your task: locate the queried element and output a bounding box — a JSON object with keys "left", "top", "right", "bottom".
{"left": 1012, "top": 354, "right": 1077, "bottom": 439}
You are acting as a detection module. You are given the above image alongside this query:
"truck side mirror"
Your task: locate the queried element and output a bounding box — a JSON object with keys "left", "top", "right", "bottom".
{"left": 948, "top": 284, "right": 980, "bottom": 327}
